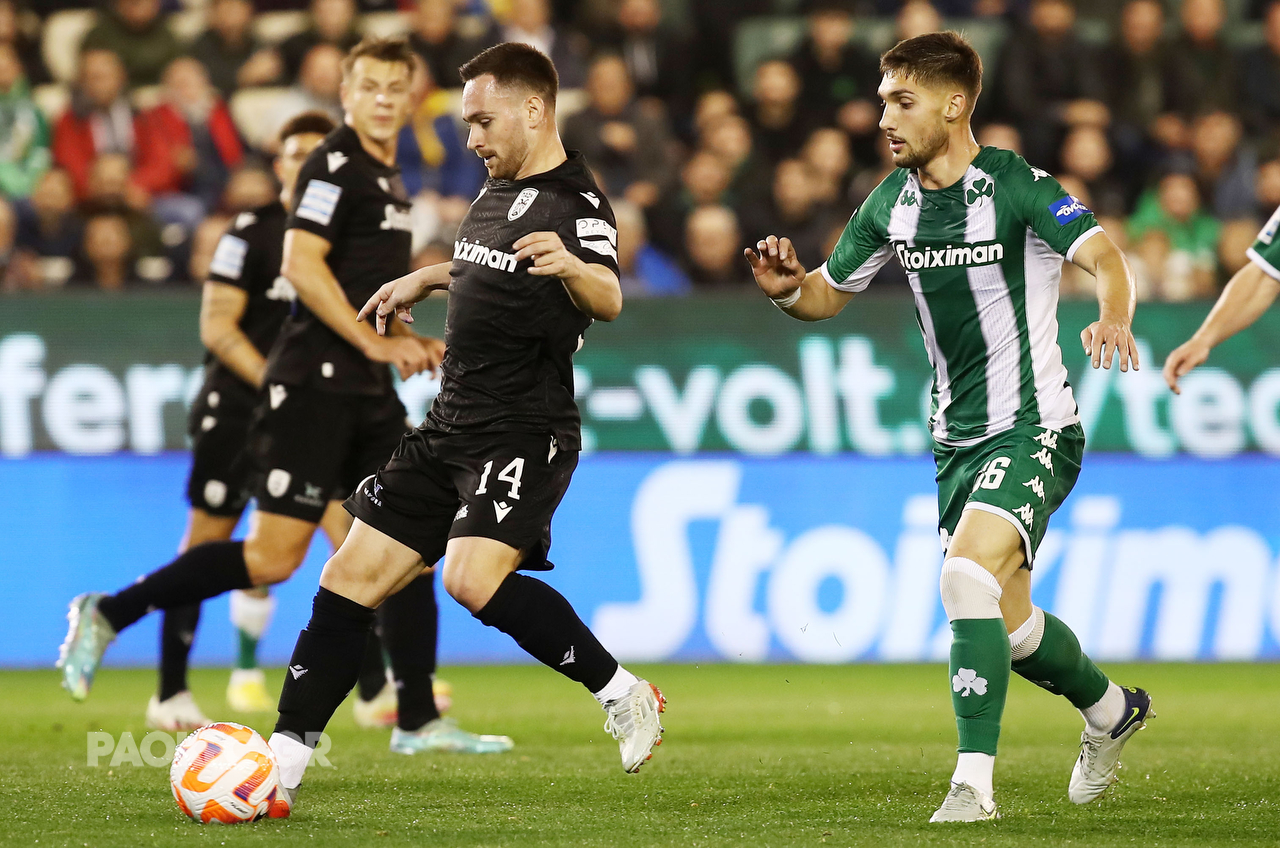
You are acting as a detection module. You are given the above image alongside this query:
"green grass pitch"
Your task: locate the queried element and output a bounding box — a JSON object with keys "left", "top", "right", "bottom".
{"left": 2, "top": 663, "right": 1279, "bottom": 846}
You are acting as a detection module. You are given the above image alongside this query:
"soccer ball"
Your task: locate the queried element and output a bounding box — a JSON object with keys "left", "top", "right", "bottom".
{"left": 170, "top": 722, "right": 280, "bottom": 823}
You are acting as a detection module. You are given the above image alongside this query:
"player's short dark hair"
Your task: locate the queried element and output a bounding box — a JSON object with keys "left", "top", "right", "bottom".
{"left": 340, "top": 36, "right": 414, "bottom": 80}
{"left": 277, "top": 111, "right": 336, "bottom": 145}
{"left": 880, "top": 31, "right": 983, "bottom": 111}
{"left": 459, "top": 42, "right": 558, "bottom": 108}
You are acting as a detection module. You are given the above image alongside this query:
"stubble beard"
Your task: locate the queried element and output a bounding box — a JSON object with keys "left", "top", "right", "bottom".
{"left": 893, "top": 121, "right": 949, "bottom": 171}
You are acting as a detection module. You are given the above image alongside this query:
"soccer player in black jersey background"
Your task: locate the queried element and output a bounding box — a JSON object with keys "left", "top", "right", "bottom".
{"left": 262, "top": 43, "right": 665, "bottom": 814}
{"left": 59, "top": 38, "right": 511, "bottom": 758}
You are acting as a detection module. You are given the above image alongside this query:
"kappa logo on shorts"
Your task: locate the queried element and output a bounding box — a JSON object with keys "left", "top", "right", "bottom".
{"left": 203, "top": 480, "right": 227, "bottom": 508}
{"left": 269, "top": 384, "right": 288, "bottom": 409}
{"left": 494, "top": 501, "right": 513, "bottom": 523}
{"left": 267, "top": 469, "right": 291, "bottom": 498}
{"left": 508, "top": 187, "right": 539, "bottom": 220}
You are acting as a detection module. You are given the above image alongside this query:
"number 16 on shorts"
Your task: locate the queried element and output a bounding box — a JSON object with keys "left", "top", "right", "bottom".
{"left": 973, "top": 456, "right": 1010, "bottom": 492}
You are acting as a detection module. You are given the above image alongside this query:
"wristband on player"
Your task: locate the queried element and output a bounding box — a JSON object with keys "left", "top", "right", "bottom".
{"left": 770, "top": 286, "right": 803, "bottom": 309}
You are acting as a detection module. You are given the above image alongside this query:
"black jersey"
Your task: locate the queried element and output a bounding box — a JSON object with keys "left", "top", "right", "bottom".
{"left": 424, "top": 151, "right": 619, "bottom": 451}
{"left": 266, "top": 124, "right": 413, "bottom": 396}
{"left": 203, "top": 200, "right": 294, "bottom": 394}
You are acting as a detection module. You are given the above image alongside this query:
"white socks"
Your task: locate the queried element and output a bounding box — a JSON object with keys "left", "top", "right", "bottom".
{"left": 951, "top": 752, "right": 995, "bottom": 799}
{"left": 1009, "top": 606, "right": 1046, "bottom": 661}
{"left": 230, "top": 590, "right": 275, "bottom": 639}
{"left": 268, "top": 732, "right": 311, "bottom": 790}
{"left": 1080, "top": 681, "right": 1126, "bottom": 735}
{"left": 592, "top": 665, "right": 639, "bottom": 706}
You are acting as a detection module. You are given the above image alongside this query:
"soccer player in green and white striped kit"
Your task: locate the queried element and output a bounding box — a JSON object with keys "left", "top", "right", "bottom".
{"left": 746, "top": 31, "right": 1153, "bottom": 823}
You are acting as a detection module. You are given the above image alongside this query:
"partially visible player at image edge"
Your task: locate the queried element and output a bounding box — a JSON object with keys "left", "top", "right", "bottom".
{"left": 745, "top": 31, "right": 1152, "bottom": 822}
{"left": 263, "top": 41, "right": 663, "bottom": 817}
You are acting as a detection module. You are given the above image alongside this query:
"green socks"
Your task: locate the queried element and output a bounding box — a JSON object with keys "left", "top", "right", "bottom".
{"left": 236, "top": 628, "right": 259, "bottom": 671}
{"left": 950, "top": 617, "right": 1011, "bottom": 755}
{"left": 1011, "top": 609, "right": 1109, "bottom": 710}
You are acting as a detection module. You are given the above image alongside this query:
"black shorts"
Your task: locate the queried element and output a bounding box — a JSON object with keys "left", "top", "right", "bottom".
{"left": 247, "top": 382, "right": 410, "bottom": 523}
{"left": 186, "top": 379, "right": 259, "bottom": 517}
{"left": 346, "top": 429, "right": 577, "bottom": 571}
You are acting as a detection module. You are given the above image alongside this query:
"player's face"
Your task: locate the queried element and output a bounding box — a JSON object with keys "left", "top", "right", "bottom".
{"left": 275, "top": 132, "right": 327, "bottom": 205}
{"left": 877, "top": 73, "right": 951, "bottom": 170}
{"left": 462, "top": 75, "right": 533, "bottom": 181}
{"left": 341, "top": 57, "right": 413, "bottom": 145}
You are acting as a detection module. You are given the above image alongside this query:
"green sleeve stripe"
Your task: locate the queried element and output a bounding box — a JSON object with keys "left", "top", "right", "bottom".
{"left": 1248, "top": 246, "right": 1280, "bottom": 282}
{"left": 1065, "top": 225, "right": 1104, "bottom": 264}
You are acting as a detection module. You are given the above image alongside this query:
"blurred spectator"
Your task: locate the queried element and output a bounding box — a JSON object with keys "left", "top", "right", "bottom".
{"left": 1058, "top": 126, "right": 1127, "bottom": 216}
{"left": 599, "top": 0, "right": 694, "bottom": 136}
{"left": 13, "top": 168, "right": 82, "bottom": 288}
{"left": 688, "top": 0, "right": 773, "bottom": 93}
{"left": 748, "top": 60, "right": 817, "bottom": 166}
{"left": 220, "top": 166, "right": 278, "bottom": 214}
{"left": 1128, "top": 171, "right": 1220, "bottom": 300}
{"left": 993, "top": 0, "right": 1107, "bottom": 169}
{"left": 694, "top": 90, "right": 739, "bottom": 141}
{"left": 0, "top": 42, "right": 49, "bottom": 199}
{"left": 614, "top": 199, "right": 688, "bottom": 297}
{"left": 189, "top": 0, "right": 281, "bottom": 97}
{"left": 408, "top": 0, "right": 492, "bottom": 91}
{"left": 977, "top": 122, "right": 1022, "bottom": 154}
{"left": 1241, "top": 0, "right": 1280, "bottom": 139}
{"left": 702, "top": 114, "right": 770, "bottom": 206}
{"left": 850, "top": 134, "right": 897, "bottom": 207}
{"left": 1187, "top": 110, "right": 1256, "bottom": 220}
{"left": 896, "top": 0, "right": 943, "bottom": 42}
{"left": 684, "top": 205, "right": 745, "bottom": 290}
{"left": 80, "top": 0, "right": 182, "bottom": 88}
{"left": 78, "top": 212, "right": 138, "bottom": 291}
{"left": 738, "top": 158, "right": 834, "bottom": 270}
{"left": 562, "top": 54, "right": 673, "bottom": 208}
{"left": 801, "top": 127, "right": 853, "bottom": 208}
{"left": 1172, "top": 0, "right": 1238, "bottom": 114}
{"left": 1256, "top": 156, "right": 1280, "bottom": 219}
{"left": 277, "top": 0, "right": 361, "bottom": 84}
{"left": 397, "top": 56, "right": 484, "bottom": 201}
{"left": 0, "top": 0, "right": 47, "bottom": 85}
{"left": 1219, "top": 218, "right": 1261, "bottom": 276}
{"left": 146, "top": 57, "right": 245, "bottom": 213}
{"left": 188, "top": 213, "right": 233, "bottom": 282}
{"left": 788, "top": 1, "right": 879, "bottom": 145}
{"left": 275, "top": 44, "right": 346, "bottom": 128}
{"left": 492, "top": 0, "right": 587, "bottom": 88}
{"left": 648, "top": 148, "right": 732, "bottom": 257}
{"left": 1102, "top": 0, "right": 1191, "bottom": 166}
{"left": 52, "top": 49, "right": 170, "bottom": 202}
{"left": 81, "top": 153, "right": 165, "bottom": 263}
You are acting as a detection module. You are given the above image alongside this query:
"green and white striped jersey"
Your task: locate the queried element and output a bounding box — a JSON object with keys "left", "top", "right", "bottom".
{"left": 821, "top": 146, "right": 1102, "bottom": 446}
{"left": 1247, "top": 203, "right": 1280, "bottom": 281}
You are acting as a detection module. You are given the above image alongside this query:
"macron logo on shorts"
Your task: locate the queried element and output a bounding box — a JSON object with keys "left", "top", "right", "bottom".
{"left": 297, "top": 180, "right": 342, "bottom": 226}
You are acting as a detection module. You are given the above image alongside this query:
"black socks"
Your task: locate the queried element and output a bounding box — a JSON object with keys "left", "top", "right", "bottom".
{"left": 99, "top": 541, "right": 251, "bottom": 633}
{"left": 474, "top": 572, "right": 617, "bottom": 693}
{"left": 356, "top": 629, "right": 388, "bottom": 703}
{"left": 274, "top": 587, "right": 375, "bottom": 746}
{"left": 378, "top": 574, "right": 441, "bottom": 731}
{"left": 158, "top": 603, "right": 201, "bottom": 701}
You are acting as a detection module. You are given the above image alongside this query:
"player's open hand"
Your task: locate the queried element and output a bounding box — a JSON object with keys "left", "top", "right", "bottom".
{"left": 359, "top": 275, "right": 429, "bottom": 335}
{"left": 744, "top": 236, "right": 806, "bottom": 299}
{"left": 1163, "top": 337, "right": 1210, "bottom": 395}
{"left": 513, "top": 232, "right": 581, "bottom": 279}
{"left": 1081, "top": 318, "right": 1139, "bottom": 372}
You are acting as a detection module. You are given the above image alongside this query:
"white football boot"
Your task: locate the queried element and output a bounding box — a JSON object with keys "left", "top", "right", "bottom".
{"left": 603, "top": 680, "right": 666, "bottom": 773}
{"left": 1070, "top": 686, "right": 1155, "bottom": 804}
{"left": 929, "top": 782, "right": 999, "bottom": 822}
{"left": 145, "top": 691, "right": 211, "bottom": 732}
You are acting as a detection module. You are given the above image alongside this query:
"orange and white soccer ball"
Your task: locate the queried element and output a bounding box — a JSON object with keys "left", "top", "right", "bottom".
{"left": 170, "top": 722, "right": 281, "bottom": 823}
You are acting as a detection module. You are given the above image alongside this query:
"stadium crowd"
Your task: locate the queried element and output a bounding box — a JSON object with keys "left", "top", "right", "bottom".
{"left": 2, "top": 0, "right": 1279, "bottom": 299}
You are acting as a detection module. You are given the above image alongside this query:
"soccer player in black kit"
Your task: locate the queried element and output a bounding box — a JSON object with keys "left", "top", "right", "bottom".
{"left": 263, "top": 42, "right": 665, "bottom": 814}
{"left": 59, "top": 39, "right": 510, "bottom": 757}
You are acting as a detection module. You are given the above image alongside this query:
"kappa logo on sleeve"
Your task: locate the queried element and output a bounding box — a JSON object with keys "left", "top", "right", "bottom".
{"left": 1048, "top": 195, "right": 1091, "bottom": 225}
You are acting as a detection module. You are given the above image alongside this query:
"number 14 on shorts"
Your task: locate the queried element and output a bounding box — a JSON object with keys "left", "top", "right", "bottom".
{"left": 476, "top": 458, "right": 526, "bottom": 500}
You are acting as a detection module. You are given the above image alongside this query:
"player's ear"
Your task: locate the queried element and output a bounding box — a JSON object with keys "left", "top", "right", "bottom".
{"left": 945, "top": 91, "right": 966, "bottom": 123}
{"left": 526, "top": 94, "right": 544, "bottom": 128}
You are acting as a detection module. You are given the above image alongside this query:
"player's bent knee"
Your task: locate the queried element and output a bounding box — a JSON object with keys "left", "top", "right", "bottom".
{"left": 242, "top": 535, "right": 310, "bottom": 587}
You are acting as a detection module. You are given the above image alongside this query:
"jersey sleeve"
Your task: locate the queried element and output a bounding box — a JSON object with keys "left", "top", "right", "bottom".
{"left": 207, "top": 218, "right": 255, "bottom": 289}
{"left": 557, "top": 193, "right": 621, "bottom": 279}
{"left": 818, "top": 184, "right": 894, "bottom": 293}
{"left": 285, "top": 151, "right": 352, "bottom": 243}
{"left": 1018, "top": 160, "right": 1104, "bottom": 263}
{"left": 1247, "top": 204, "right": 1280, "bottom": 281}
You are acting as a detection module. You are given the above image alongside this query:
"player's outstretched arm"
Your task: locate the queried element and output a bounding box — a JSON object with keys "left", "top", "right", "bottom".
{"left": 1164, "top": 261, "right": 1280, "bottom": 394}
{"left": 199, "top": 281, "right": 268, "bottom": 388}
{"left": 745, "top": 235, "right": 853, "bottom": 321}
{"left": 282, "top": 229, "right": 433, "bottom": 379}
{"left": 513, "top": 232, "right": 622, "bottom": 321}
{"left": 1071, "top": 231, "right": 1139, "bottom": 372}
{"left": 358, "top": 262, "right": 453, "bottom": 335}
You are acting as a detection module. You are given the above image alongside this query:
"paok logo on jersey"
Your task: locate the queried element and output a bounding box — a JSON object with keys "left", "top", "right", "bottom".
{"left": 454, "top": 238, "right": 518, "bottom": 273}
{"left": 508, "top": 187, "right": 539, "bottom": 221}
{"left": 1048, "top": 195, "right": 1091, "bottom": 225}
{"left": 894, "top": 240, "right": 1005, "bottom": 271}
